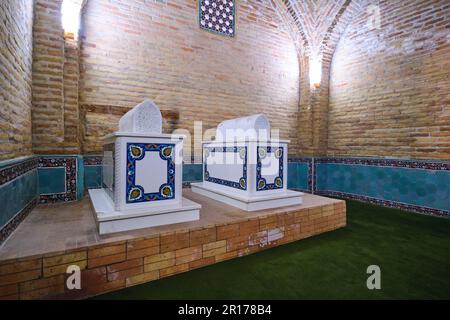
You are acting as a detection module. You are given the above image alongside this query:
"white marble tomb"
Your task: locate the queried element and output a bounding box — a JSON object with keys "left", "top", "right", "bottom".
{"left": 191, "top": 114, "right": 304, "bottom": 211}
{"left": 89, "top": 100, "right": 201, "bottom": 234}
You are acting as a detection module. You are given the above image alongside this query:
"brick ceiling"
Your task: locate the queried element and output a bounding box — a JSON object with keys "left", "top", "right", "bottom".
{"left": 274, "top": 0, "right": 366, "bottom": 55}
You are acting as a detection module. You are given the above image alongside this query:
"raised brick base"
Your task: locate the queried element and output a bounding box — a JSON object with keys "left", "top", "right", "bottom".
{"left": 0, "top": 195, "right": 346, "bottom": 300}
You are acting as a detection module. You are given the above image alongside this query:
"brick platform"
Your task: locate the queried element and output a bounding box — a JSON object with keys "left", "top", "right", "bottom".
{"left": 0, "top": 190, "right": 346, "bottom": 300}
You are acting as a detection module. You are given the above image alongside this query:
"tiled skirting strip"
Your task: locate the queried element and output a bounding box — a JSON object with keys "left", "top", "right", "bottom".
{"left": 1, "top": 154, "right": 448, "bottom": 248}
{"left": 0, "top": 157, "right": 38, "bottom": 185}
{"left": 83, "top": 156, "right": 103, "bottom": 189}
{"left": 0, "top": 157, "right": 39, "bottom": 246}
{"left": 313, "top": 157, "right": 450, "bottom": 170}
{"left": 288, "top": 157, "right": 313, "bottom": 192}
{"left": 83, "top": 156, "right": 102, "bottom": 166}
{"left": 313, "top": 157, "right": 450, "bottom": 218}
{"left": 0, "top": 199, "right": 38, "bottom": 245}
{"left": 38, "top": 157, "right": 77, "bottom": 204}
{"left": 316, "top": 190, "right": 450, "bottom": 218}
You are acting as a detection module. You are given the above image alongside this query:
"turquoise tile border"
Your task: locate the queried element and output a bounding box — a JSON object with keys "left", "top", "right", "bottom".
{"left": 38, "top": 156, "right": 80, "bottom": 201}
{"left": 38, "top": 167, "right": 66, "bottom": 194}
{"left": 0, "top": 156, "right": 39, "bottom": 243}
{"left": 84, "top": 162, "right": 309, "bottom": 190}
{"left": 77, "top": 155, "right": 84, "bottom": 200}
{"left": 83, "top": 162, "right": 206, "bottom": 190}
{"left": 0, "top": 169, "right": 38, "bottom": 228}
{"left": 316, "top": 163, "right": 450, "bottom": 211}
{"left": 0, "top": 155, "right": 36, "bottom": 169}
{"left": 287, "top": 162, "right": 309, "bottom": 190}
{"left": 297, "top": 163, "right": 309, "bottom": 191}
{"left": 0, "top": 198, "right": 37, "bottom": 245}
{"left": 78, "top": 154, "right": 448, "bottom": 216}
{"left": 85, "top": 165, "right": 102, "bottom": 188}
{"left": 183, "top": 163, "right": 203, "bottom": 182}
{"left": 1, "top": 152, "right": 447, "bottom": 243}
{"left": 38, "top": 156, "right": 78, "bottom": 203}
{"left": 287, "top": 163, "right": 299, "bottom": 189}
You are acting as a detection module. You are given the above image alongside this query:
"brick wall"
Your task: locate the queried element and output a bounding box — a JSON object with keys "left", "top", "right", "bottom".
{"left": 63, "top": 37, "right": 82, "bottom": 152}
{"left": 278, "top": 0, "right": 364, "bottom": 156}
{"left": 2, "top": 0, "right": 447, "bottom": 161}
{"left": 32, "top": 0, "right": 82, "bottom": 155}
{"left": 0, "top": 0, "right": 34, "bottom": 160}
{"left": 32, "top": 0, "right": 65, "bottom": 153}
{"left": 79, "top": 0, "right": 300, "bottom": 156}
{"left": 328, "top": 0, "right": 450, "bottom": 159}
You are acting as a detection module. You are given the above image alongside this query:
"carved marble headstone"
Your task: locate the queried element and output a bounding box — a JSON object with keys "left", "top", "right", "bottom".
{"left": 89, "top": 100, "right": 200, "bottom": 235}
{"left": 119, "top": 99, "right": 163, "bottom": 134}
{"left": 216, "top": 114, "right": 270, "bottom": 141}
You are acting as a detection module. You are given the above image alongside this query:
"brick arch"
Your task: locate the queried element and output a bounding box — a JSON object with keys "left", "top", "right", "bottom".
{"left": 272, "top": 0, "right": 370, "bottom": 156}
{"left": 269, "top": 0, "right": 310, "bottom": 57}
{"left": 271, "top": 0, "right": 370, "bottom": 58}
{"left": 320, "top": 0, "right": 371, "bottom": 63}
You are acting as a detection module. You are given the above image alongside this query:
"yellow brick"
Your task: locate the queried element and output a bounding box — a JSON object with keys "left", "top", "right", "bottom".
{"left": 202, "top": 240, "right": 226, "bottom": 251}
{"left": 144, "top": 252, "right": 175, "bottom": 264}
{"left": 126, "top": 271, "right": 159, "bottom": 287}
{"left": 144, "top": 259, "right": 175, "bottom": 272}
{"left": 203, "top": 246, "right": 227, "bottom": 258}
{"left": 43, "top": 251, "right": 87, "bottom": 267}
{"left": 44, "top": 260, "right": 87, "bottom": 278}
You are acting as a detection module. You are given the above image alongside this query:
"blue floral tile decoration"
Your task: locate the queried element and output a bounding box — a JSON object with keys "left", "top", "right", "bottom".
{"left": 126, "top": 143, "right": 176, "bottom": 203}
{"left": 256, "top": 146, "right": 284, "bottom": 191}
{"left": 38, "top": 157, "right": 77, "bottom": 204}
{"left": 204, "top": 146, "right": 247, "bottom": 190}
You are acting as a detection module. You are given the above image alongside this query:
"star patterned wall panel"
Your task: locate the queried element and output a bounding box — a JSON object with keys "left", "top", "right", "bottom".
{"left": 199, "top": 0, "right": 235, "bottom": 37}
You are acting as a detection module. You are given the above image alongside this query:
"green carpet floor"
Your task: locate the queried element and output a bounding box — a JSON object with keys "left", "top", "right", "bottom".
{"left": 95, "top": 200, "right": 450, "bottom": 299}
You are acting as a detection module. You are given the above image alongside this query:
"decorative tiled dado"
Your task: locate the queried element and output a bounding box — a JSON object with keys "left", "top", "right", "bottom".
{"left": 84, "top": 166, "right": 102, "bottom": 189}
{"left": 84, "top": 156, "right": 103, "bottom": 188}
{"left": 0, "top": 199, "right": 37, "bottom": 245}
{"left": 199, "top": 0, "right": 235, "bottom": 37}
{"left": 1, "top": 156, "right": 81, "bottom": 244}
{"left": 0, "top": 157, "right": 38, "bottom": 185}
{"left": 204, "top": 146, "right": 248, "bottom": 190}
{"left": 126, "top": 143, "right": 176, "bottom": 203}
{"left": 314, "top": 157, "right": 450, "bottom": 171}
{"left": 0, "top": 157, "right": 39, "bottom": 245}
{"left": 38, "top": 157, "right": 77, "bottom": 203}
{"left": 315, "top": 190, "right": 449, "bottom": 217}
{"left": 183, "top": 163, "right": 203, "bottom": 183}
{"left": 38, "top": 167, "right": 66, "bottom": 194}
{"left": 83, "top": 158, "right": 306, "bottom": 191}
{"left": 79, "top": 154, "right": 448, "bottom": 217}
{"left": 256, "top": 146, "right": 284, "bottom": 191}
{"left": 83, "top": 156, "right": 102, "bottom": 166}
{"left": 288, "top": 158, "right": 312, "bottom": 192}
{"left": 314, "top": 157, "right": 450, "bottom": 217}
{"left": 0, "top": 169, "right": 38, "bottom": 227}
